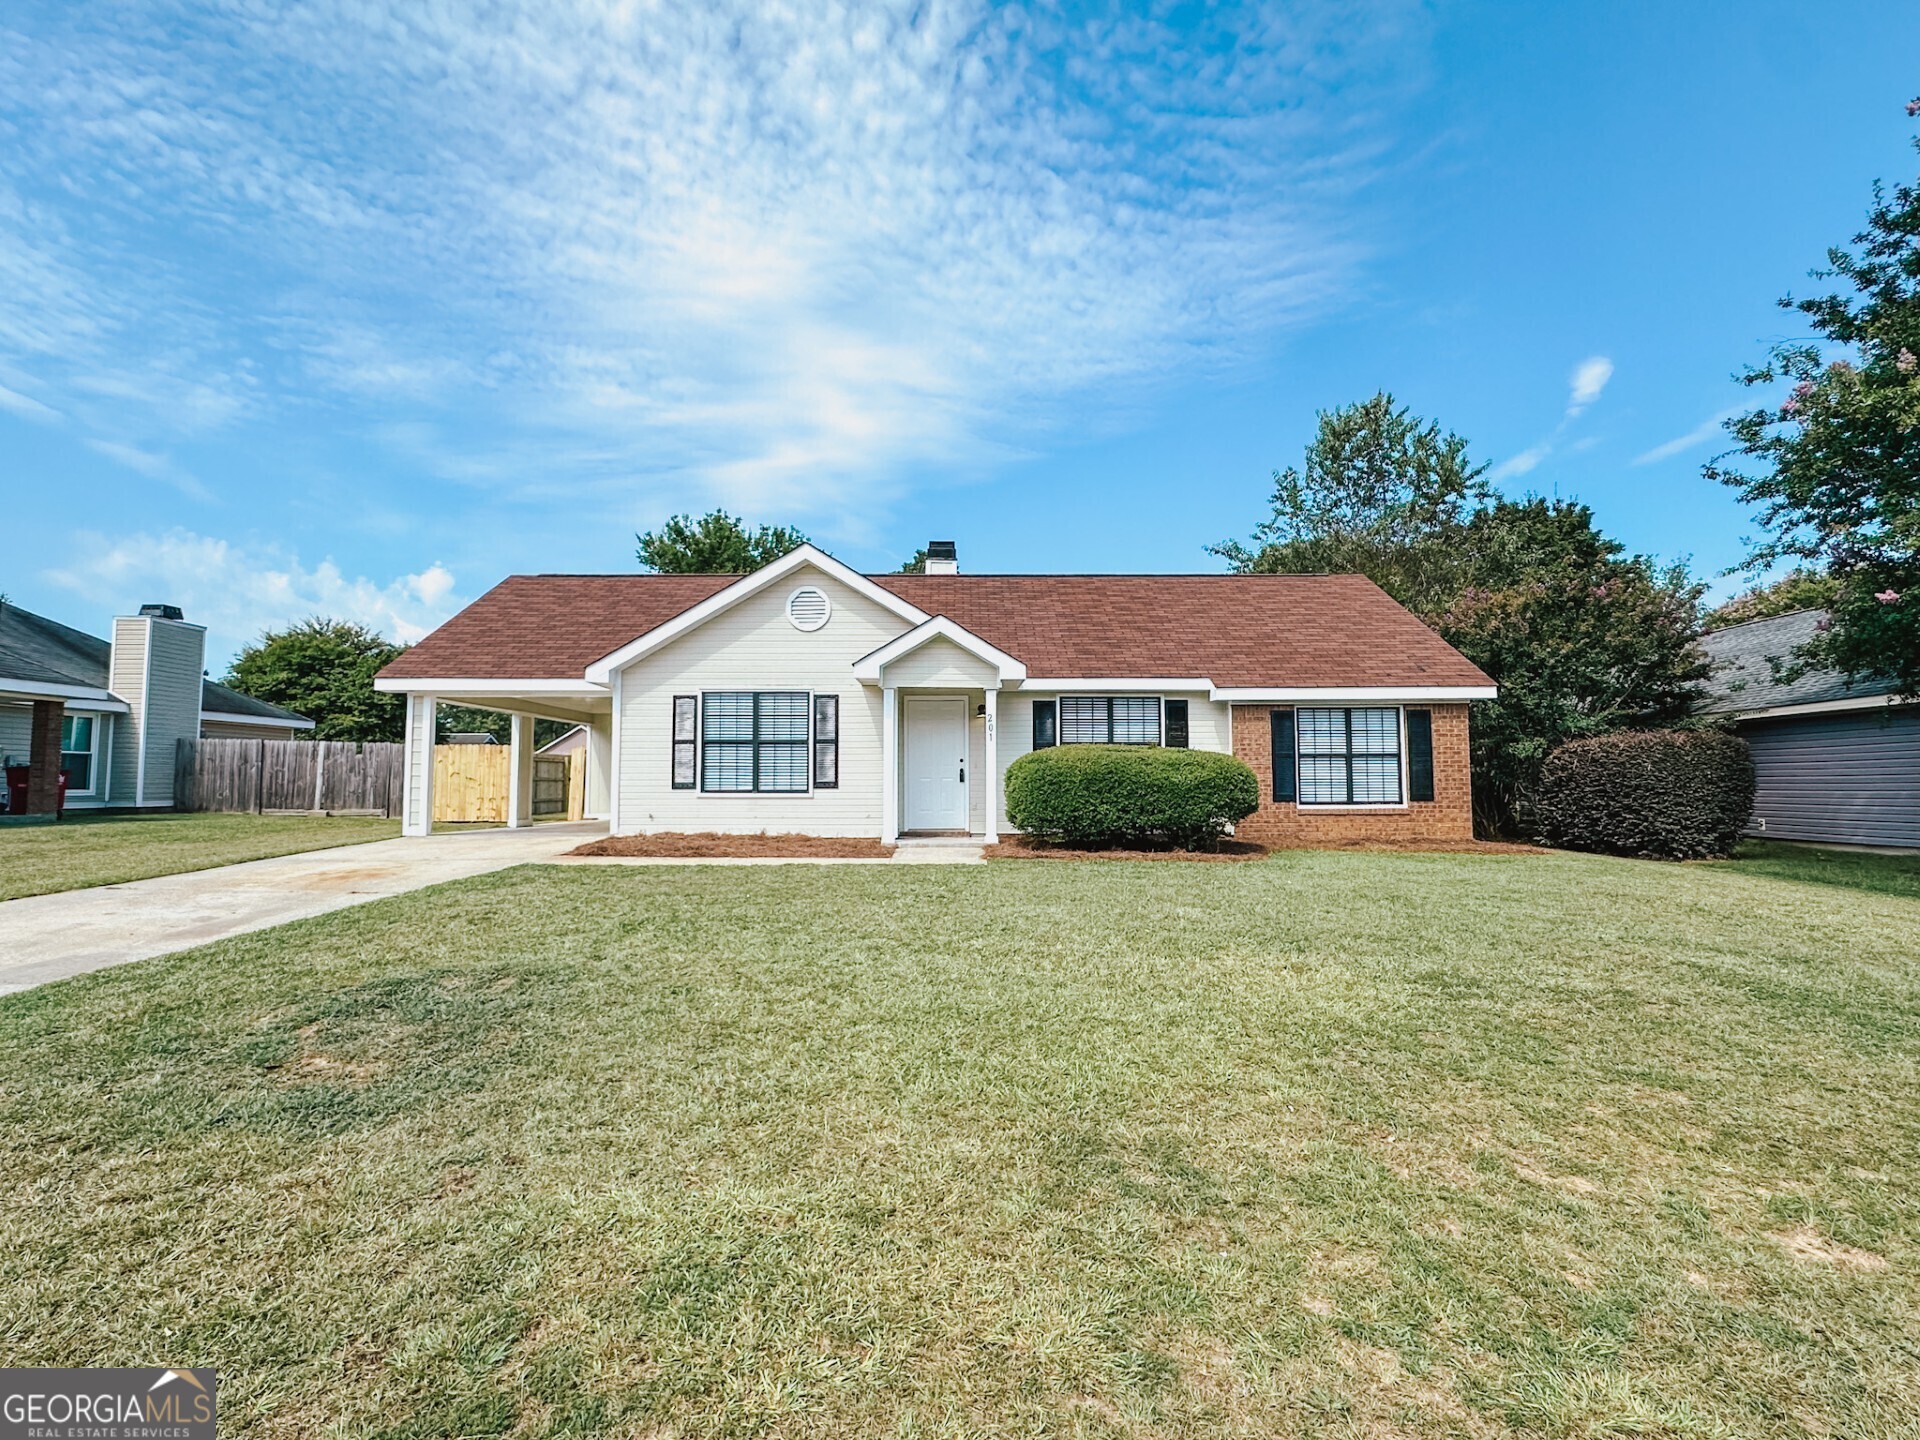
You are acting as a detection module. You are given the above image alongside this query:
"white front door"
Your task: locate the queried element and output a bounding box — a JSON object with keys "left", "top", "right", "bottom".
{"left": 903, "top": 696, "right": 969, "bottom": 832}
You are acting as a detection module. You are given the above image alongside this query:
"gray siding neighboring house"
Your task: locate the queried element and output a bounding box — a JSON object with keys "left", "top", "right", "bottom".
{"left": 1700, "top": 609, "right": 1917, "bottom": 849}
{"left": 0, "top": 601, "right": 314, "bottom": 810}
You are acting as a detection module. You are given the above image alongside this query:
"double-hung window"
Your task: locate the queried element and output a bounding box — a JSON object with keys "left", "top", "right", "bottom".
{"left": 1297, "top": 707, "right": 1402, "bottom": 805}
{"left": 59, "top": 715, "right": 96, "bottom": 793}
{"left": 700, "top": 691, "right": 810, "bottom": 793}
{"left": 1058, "top": 696, "right": 1161, "bottom": 746}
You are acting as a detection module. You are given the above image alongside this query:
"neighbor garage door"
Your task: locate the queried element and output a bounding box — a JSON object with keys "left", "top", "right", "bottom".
{"left": 1742, "top": 707, "right": 1919, "bottom": 848}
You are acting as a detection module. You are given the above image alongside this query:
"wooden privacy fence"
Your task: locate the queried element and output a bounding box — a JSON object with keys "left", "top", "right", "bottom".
{"left": 175, "top": 738, "right": 582, "bottom": 822}
{"left": 432, "top": 746, "right": 578, "bottom": 823}
{"left": 176, "top": 738, "right": 403, "bottom": 815}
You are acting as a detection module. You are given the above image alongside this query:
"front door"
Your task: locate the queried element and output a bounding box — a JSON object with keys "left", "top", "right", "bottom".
{"left": 903, "top": 696, "right": 969, "bottom": 832}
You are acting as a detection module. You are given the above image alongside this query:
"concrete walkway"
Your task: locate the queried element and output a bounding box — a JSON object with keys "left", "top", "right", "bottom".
{"left": 0, "top": 823, "right": 605, "bottom": 996}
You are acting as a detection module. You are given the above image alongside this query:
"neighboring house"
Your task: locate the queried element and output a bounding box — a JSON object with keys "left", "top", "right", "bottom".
{"left": 1700, "top": 609, "right": 1917, "bottom": 849}
{"left": 0, "top": 600, "right": 313, "bottom": 812}
{"left": 376, "top": 543, "right": 1495, "bottom": 843}
{"left": 536, "top": 724, "right": 588, "bottom": 758}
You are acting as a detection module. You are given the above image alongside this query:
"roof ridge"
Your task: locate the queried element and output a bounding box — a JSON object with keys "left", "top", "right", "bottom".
{"left": 1704, "top": 605, "right": 1829, "bottom": 635}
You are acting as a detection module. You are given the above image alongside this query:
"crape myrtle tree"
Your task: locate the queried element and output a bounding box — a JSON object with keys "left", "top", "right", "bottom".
{"left": 1704, "top": 568, "right": 1842, "bottom": 630}
{"left": 1705, "top": 101, "right": 1920, "bottom": 695}
{"left": 1215, "top": 396, "right": 1706, "bottom": 835}
{"left": 636, "top": 510, "right": 809, "bottom": 573}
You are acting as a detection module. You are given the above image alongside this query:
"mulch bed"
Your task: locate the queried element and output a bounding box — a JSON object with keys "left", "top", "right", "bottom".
{"left": 984, "top": 837, "right": 1271, "bottom": 862}
{"left": 569, "top": 833, "right": 895, "bottom": 859}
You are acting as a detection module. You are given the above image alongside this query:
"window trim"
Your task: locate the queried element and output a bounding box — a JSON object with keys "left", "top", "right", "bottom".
{"left": 59, "top": 712, "right": 101, "bottom": 797}
{"left": 1056, "top": 694, "right": 1165, "bottom": 747}
{"left": 1293, "top": 705, "right": 1409, "bottom": 810}
{"left": 698, "top": 690, "right": 814, "bottom": 796}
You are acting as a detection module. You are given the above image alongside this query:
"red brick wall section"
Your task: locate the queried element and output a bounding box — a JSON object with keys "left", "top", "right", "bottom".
{"left": 1230, "top": 704, "right": 1474, "bottom": 845}
{"left": 26, "top": 699, "right": 63, "bottom": 815}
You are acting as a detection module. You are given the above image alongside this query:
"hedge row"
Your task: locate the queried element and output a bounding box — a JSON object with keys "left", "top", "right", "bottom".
{"left": 1532, "top": 729, "right": 1754, "bottom": 859}
{"left": 1004, "top": 745, "right": 1260, "bottom": 850}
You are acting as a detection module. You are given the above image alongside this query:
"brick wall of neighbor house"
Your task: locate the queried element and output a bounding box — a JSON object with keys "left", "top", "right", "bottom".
{"left": 1230, "top": 703, "right": 1474, "bottom": 844}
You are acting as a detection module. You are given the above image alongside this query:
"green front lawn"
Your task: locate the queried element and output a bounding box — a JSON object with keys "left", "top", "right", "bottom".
{"left": 0, "top": 811, "right": 400, "bottom": 901}
{"left": 2, "top": 851, "right": 1917, "bottom": 1437}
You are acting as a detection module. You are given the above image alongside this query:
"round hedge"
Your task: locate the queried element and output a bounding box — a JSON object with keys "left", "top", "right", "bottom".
{"left": 1003, "top": 745, "right": 1260, "bottom": 850}
{"left": 1531, "top": 729, "right": 1755, "bottom": 859}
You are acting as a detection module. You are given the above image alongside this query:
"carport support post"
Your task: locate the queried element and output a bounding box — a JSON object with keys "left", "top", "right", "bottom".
{"left": 507, "top": 713, "right": 535, "bottom": 829}
{"left": 402, "top": 693, "right": 436, "bottom": 837}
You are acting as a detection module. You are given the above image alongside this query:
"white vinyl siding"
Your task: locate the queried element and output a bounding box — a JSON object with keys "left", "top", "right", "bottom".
{"left": 881, "top": 637, "right": 1001, "bottom": 691}
{"left": 108, "top": 617, "right": 148, "bottom": 805}
{"left": 614, "top": 567, "right": 909, "bottom": 835}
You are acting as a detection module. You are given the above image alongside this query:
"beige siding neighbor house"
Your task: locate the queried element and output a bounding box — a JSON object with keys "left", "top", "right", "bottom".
{"left": 376, "top": 543, "right": 1495, "bottom": 844}
{"left": 0, "top": 601, "right": 313, "bottom": 813}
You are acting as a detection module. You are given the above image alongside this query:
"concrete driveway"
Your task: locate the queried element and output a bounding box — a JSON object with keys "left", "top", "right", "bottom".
{"left": 0, "top": 823, "right": 605, "bottom": 996}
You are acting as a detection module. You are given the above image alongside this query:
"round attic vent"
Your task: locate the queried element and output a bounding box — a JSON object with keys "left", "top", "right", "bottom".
{"left": 786, "top": 586, "right": 832, "bottom": 632}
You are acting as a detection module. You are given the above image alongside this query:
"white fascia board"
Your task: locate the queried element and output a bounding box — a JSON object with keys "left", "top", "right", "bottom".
{"left": 584, "top": 545, "right": 931, "bottom": 683}
{"left": 0, "top": 678, "right": 132, "bottom": 711}
{"left": 200, "top": 710, "right": 317, "bottom": 730}
{"left": 1019, "top": 677, "right": 1215, "bottom": 693}
{"left": 1210, "top": 685, "right": 1499, "bottom": 702}
{"left": 1723, "top": 693, "right": 1905, "bottom": 722}
{"left": 373, "top": 678, "right": 610, "bottom": 696}
{"left": 851, "top": 615, "right": 1028, "bottom": 684}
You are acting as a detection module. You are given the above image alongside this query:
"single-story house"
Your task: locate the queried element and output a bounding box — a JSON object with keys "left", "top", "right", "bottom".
{"left": 536, "top": 724, "right": 589, "bottom": 759}
{"left": 1701, "top": 608, "right": 1917, "bottom": 849}
{"left": 375, "top": 543, "right": 1495, "bottom": 843}
{"left": 0, "top": 600, "right": 313, "bottom": 813}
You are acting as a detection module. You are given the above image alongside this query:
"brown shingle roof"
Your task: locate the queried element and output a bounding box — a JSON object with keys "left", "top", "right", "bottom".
{"left": 378, "top": 571, "right": 1491, "bottom": 689}
{"left": 876, "top": 574, "right": 1490, "bottom": 687}
{"left": 377, "top": 574, "right": 735, "bottom": 680}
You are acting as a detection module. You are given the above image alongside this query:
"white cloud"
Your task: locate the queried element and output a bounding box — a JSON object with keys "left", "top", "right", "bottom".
{"left": 1494, "top": 353, "right": 1614, "bottom": 479}
{"left": 0, "top": 2, "right": 1418, "bottom": 517}
{"left": 1633, "top": 409, "right": 1738, "bottom": 465}
{"left": 1490, "top": 443, "right": 1550, "bottom": 480}
{"left": 82, "top": 439, "right": 215, "bottom": 502}
{"left": 45, "top": 530, "right": 464, "bottom": 663}
{"left": 0, "top": 379, "right": 59, "bottom": 423}
{"left": 1568, "top": 355, "right": 1613, "bottom": 411}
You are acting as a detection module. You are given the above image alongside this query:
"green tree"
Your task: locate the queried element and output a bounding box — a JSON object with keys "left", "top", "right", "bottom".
{"left": 433, "top": 705, "right": 572, "bottom": 749}
{"left": 898, "top": 548, "right": 929, "bottom": 574}
{"left": 635, "top": 510, "right": 809, "bottom": 573}
{"left": 1439, "top": 499, "right": 1707, "bottom": 834}
{"left": 224, "top": 619, "right": 406, "bottom": 742}
{"left": 1218, "top": 404, "right": 1709, "bottom": 834}
{"left": 1706, "top": 108, "right": 1920, "bottom": 694}
{"left": 1208, "top": 392, "right": 1491, "bottom": 612}
{"left": 1703, "top": 569, "right": 1842, "bottom": 630}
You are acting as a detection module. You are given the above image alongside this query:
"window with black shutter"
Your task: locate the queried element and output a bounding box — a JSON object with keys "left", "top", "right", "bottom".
{"left": 1406, "top": 708, "right": 1434, "bottom": 802}
{"left": 1163, "top": 699, "right": 1189, "bottom": 749}
{"left": 1032, "top": 698, "right": 1057, "bottom": 750}
{"left": 701, "top": 691, "right": 809, "bottom": 793}
{"left": 813, "top": 694, "right": 839, "bottom": 788}
{"left": 671, "top": 695, "right": 697, "bottom": 788}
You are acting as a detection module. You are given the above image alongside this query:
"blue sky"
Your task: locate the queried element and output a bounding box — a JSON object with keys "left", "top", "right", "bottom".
{"left": 3, "top": 1, "right": 1916, "bottom": 666}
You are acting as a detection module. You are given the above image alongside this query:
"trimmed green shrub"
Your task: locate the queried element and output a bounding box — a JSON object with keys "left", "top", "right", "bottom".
{"left": 1004, "top": 745, "right": 1260, "bottom": 850}
{"left": 1532, "top": 730, "right": 1755, "bottom": 859}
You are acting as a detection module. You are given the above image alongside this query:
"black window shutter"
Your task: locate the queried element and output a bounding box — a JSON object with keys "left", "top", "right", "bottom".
{"left": 1163, "top": 699, "right": 1189, "bottom": 748}
{"left": 1270, "top": 709, "right": 1296, "bottom": 802}
{"left": 1406, "top": 708, "right": 1435, "bottom": 802}
{"left": 1032, "top": 699, "right": 1057, "bottom": 750}
{"left": 671, "top": 695, "right": 697, "bottom": 789}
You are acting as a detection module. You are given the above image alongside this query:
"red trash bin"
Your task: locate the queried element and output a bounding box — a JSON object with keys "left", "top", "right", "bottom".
{"left": 4, "top": 765, "right": 68, "bottom": 817}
